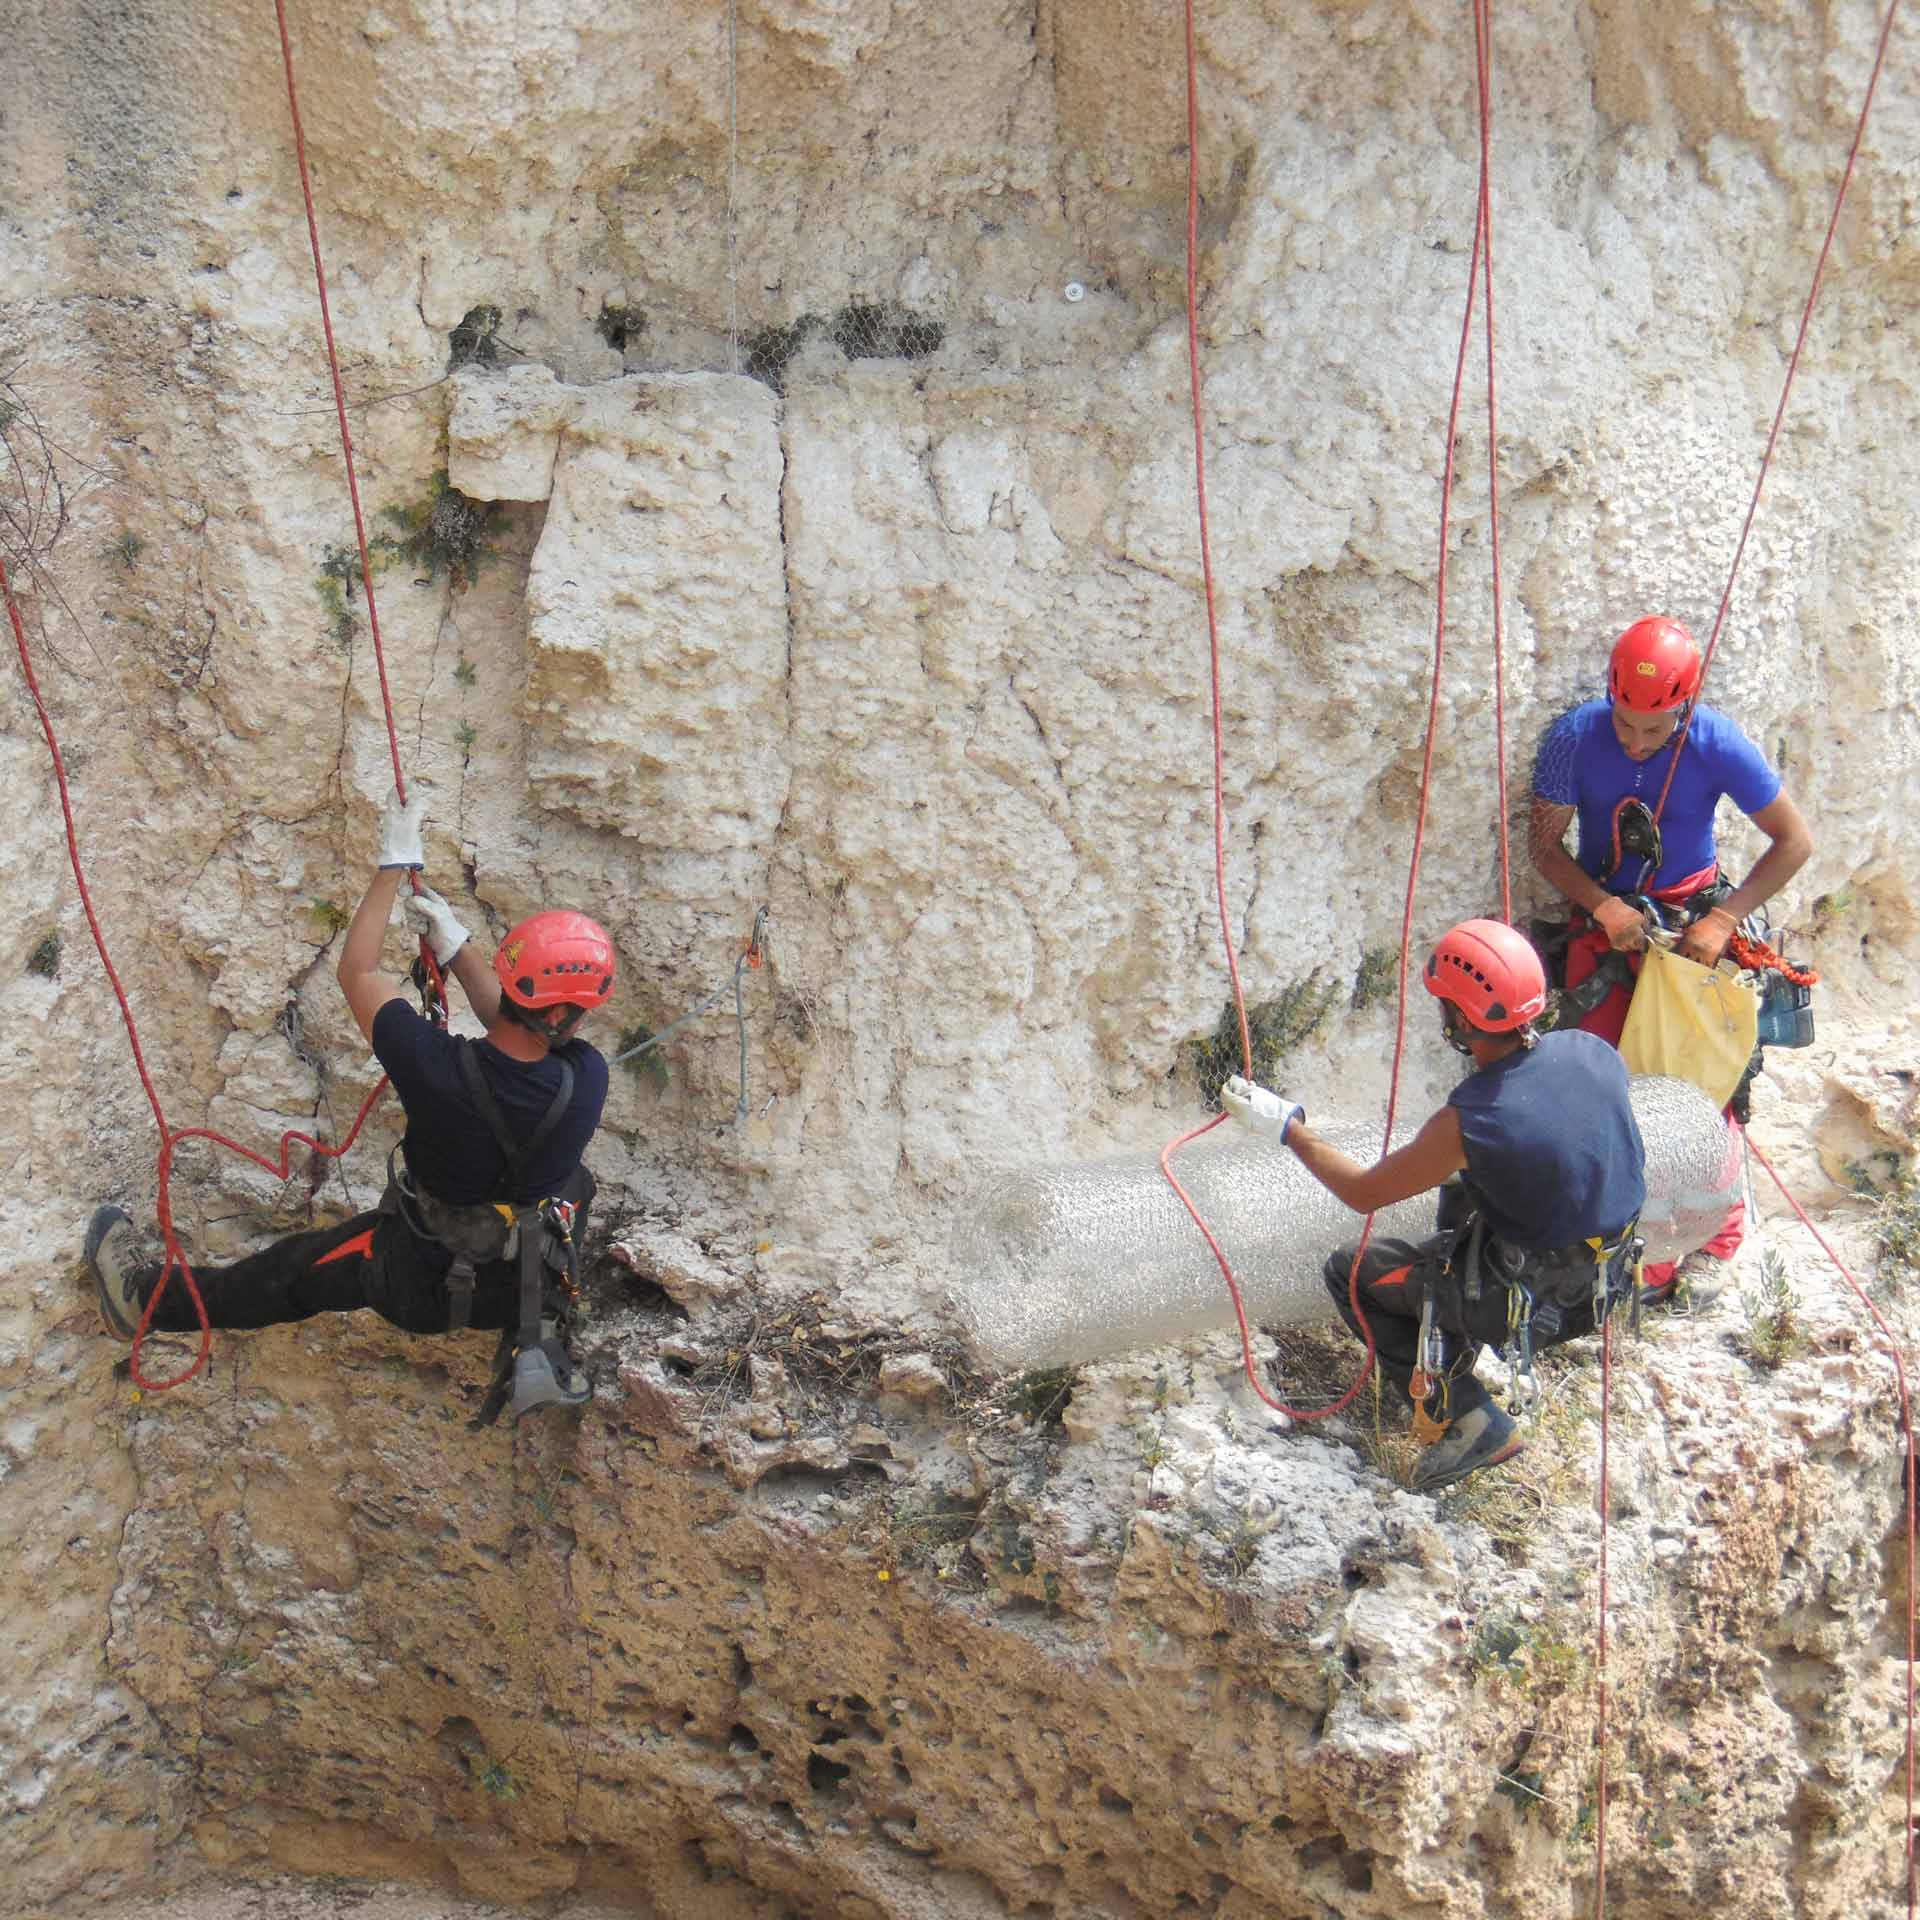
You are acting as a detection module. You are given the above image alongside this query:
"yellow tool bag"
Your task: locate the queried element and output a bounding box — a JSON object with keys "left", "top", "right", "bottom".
{"left": 1618, "top": 942, "right": 1760, "bottom": 1110}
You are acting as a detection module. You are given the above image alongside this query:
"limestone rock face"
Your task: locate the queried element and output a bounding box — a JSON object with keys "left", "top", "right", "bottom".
{"left": 3, "top": 0, "right": 1919, "bottom": 1915}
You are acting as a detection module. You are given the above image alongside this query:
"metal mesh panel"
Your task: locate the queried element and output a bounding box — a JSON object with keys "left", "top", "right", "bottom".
{"left": 948, "top": 1075, "right": 1737, "bottom": 1372}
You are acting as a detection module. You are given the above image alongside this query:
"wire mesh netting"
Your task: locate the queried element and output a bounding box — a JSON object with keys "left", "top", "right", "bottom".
{"left": 949, "top": 1076, "right": 1739, "bottom": 1372}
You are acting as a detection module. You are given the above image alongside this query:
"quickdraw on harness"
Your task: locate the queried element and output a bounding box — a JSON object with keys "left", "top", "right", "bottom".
{"left": 1408, "top": 1208, "right": 1644, "bottom": 1435}
{"left": 380, "top": 1041, "right": 592, "bottom": 1425}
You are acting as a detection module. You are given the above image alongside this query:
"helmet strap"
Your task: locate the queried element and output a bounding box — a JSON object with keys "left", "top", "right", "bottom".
{"left": 1439, "top": 1001, "right": 1479, "bottom": 1058}
{"left": 500, "top": 998, "right": 585, "bottom": 1047}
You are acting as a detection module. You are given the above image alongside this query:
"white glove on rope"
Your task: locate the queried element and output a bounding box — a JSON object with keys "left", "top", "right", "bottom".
{"left": 403, "top": 885, "right": 472, "bottom": 966}
{"left": 378, "top": 787, "right": 427, "bottom": 870}
{"left": 1220, "top": 1074, "right": 1305, "bottom": 1144}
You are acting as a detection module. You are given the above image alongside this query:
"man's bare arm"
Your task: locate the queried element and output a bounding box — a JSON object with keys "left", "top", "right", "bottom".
{"left": 1287, "top": 1105, "right": 1469, "bottom": 1214}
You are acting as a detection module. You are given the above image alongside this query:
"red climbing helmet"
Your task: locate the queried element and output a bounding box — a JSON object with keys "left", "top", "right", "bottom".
{"left": 494, "top": 911, "right": 617, "bottom": 1015}
{"left": 1423, "top": 919, "right": 1547, "bottom": 1033}
{"left": 1608, "top": 616, "right": 1701, "bottom": 713}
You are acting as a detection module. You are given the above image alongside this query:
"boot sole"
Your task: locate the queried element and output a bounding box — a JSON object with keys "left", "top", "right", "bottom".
{"left": 85, "top": 1205, "right": 139, "bottom": 1340}
{"left": 1417, "top": 1433, "right": 1526, "bottom": 1493}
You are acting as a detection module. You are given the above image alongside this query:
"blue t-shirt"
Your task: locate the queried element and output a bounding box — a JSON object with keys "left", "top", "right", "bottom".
{"left": 1532, "top": 700, "right": 1780, "bottom": 893}
{"left": 371, "top": 1001, "right": 608, "bottom": 1205}
{"left": 1448, "top": 1030, "right": 1646, "bottom": 1251}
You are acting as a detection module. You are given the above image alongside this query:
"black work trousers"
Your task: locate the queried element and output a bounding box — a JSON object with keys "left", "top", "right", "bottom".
{"left": 1323, "top": 1234, "right": 1602, "bottom": 1420}
{"left": 139, "top": 1212, "right": 524, "bottom": 1337}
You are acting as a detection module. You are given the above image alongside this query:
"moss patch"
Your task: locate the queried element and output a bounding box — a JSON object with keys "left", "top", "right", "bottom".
{"left": 1189, "top": 972, "right": 1341, "bottom": 1109}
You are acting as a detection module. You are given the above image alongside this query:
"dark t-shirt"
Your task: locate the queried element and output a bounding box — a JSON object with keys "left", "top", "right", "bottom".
{"left": 1447, "top": 1029, "right": 1646, "bottom": 1251}
{"left": 371, "top": 1001, "right": 609, "bottom": 1205}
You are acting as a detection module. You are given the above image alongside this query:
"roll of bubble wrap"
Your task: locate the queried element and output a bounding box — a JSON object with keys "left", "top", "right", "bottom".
{"left": 948, "top": 1075, "right": 1739, "bottom": 1372}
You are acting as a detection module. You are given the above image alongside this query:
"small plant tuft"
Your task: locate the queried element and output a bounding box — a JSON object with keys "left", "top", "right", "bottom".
{"left": 448, "top": 305, "right": 505, "bottom": 371}
{"left": 615, "top": 1026, "right": 671, "bottom": 1093}
{"left": 377, "top": 470, "right": 496, "bottom": 591}
{"left": 1811, "top": 886, "right": 1855, "bottom": 929}
{"left": 1351, "top": 945, "right": 1396, "bottom": 1013}
{"left": 27, "top": 931, "right": 61, "bottom": 978}
{"left": 308, "top": 898, "right": 351, "bottom": 942}
{"left": 315, "top": 545, "right": 361, "bottom": 647}
{"left": 1008, "top": 1367, "right": 1075, "bottom": 1428}
{"left": 595, "top": 304, "right": 643, "bottom": 354}
{"left": 1469, "top": 1613, "right": 1586, "bottom": 1695}
{"left": 1874, "top": 1171, "right": 1920, "bottom": 1287}
{"left": 1845, "top": 1152, "right": 1920, "bottom": 1290}
{"left": 454, "top": 719, "right": 479, "bottom": 755}
{"left": 1495, "top": 1769, "right": 1548, "bottom": 1819}
{"left": 478, "top": 1759, "right": 518, "bottom": 1799}
{"left": 1736, "top": 1244, "right": 1805, "bottom": 1370}
{"left": 453, "top": 653, "right": 478, "bottom": 689}
{"left": 106, "top": 531, "right": 143, "bottom": 570}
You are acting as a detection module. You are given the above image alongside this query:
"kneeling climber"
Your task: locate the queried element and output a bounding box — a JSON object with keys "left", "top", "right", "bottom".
{"left": 1221, "top": 918, "right": 1647, "bottom": 1492}
{"left": 86, "top": 788, "right": 614, "bottom": 1423}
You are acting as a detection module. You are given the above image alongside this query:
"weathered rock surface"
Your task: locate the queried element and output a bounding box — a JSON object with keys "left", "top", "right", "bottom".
{"left": 3, "top": 0, "right": 1919, "bottom": 1915}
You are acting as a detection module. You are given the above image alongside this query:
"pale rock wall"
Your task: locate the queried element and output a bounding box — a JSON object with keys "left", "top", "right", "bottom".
{"left": 3, "top": 0, "right": 1919, "bottom": 1914}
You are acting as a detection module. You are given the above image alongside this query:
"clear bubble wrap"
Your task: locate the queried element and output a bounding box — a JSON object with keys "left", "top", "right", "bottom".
{"left": 948, "top": 1075, "right": 1739, "bottom": 1372}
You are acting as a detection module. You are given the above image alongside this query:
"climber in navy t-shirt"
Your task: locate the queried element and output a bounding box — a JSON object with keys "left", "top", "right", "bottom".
{"left": 1220, "top": 919, "right": 1645, "bottom": 1494}
{"left": 85, "top": 788, "right": 616, "bottom": 1401}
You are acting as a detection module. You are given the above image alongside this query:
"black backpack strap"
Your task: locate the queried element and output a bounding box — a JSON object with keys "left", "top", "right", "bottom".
{"left": 453, "top": 1040, "right": 575, "bottom": 1202}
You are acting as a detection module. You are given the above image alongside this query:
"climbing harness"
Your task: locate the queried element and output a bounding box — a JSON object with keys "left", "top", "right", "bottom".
{"left": 380, "top": 1040, "right": 592, "bottom": 1423}
{"left": 1405, "top": 1211, "right": 1641, "bottom": 1436}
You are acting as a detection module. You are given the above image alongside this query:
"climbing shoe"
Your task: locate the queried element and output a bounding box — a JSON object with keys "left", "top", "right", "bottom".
{"left": 1640, "top": 1249, "right": 1730, "bottom": 1313}
{"left": 1412, "top": 1403, "right": 1524, "bottom": 1493}
{"left": 510, "top": 1320, "right": 592, "bottom": 1419}
{"left": 86, "top": 1205, "right": 151, "bottom": 1340}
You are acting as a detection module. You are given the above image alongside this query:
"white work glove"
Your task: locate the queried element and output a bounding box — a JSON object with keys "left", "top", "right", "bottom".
{"left": 378, "top": 787, "right": 427, "bottom": 870}
{"left": 403, "top": 885, "right": 471, "bottom": 966}
{"left": 1220, "top": 1074, "right": 1304, "bottom": 1144}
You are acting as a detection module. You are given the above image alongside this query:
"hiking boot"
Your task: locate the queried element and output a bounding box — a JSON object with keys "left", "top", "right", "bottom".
{"left": 1641, "top": 1250, "right": 1731, "bottom": 1313}
{"left": 1413, "top": 1403, "right": 1525, "bottom": 1493}
{"left": 85, "top": 1205, "right": 152, "bottom": 1340}
{"left": 510, "top": 1330, "right": 591, "bottom": 1418}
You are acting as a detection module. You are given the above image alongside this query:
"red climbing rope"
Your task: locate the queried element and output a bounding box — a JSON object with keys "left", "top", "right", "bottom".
{"left": 1473, "top": 0, "right": 1513, "bottom": 927}
{"left": 1156, "top": 0, "right": 1323, "bottom": 1420}
{"left": 0, "top": 0, "right": 457, "bottom": 1390}
{"left": 1648, "top": 0, "right": 1904, "bottom": 835}
{"left": 1160, "top": 0, "right": 1509, "bottom": 1422}
{"left": 272, "top": 0, "right": 404, "bottom": 798}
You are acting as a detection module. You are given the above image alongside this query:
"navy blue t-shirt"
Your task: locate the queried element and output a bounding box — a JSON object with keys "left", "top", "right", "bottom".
{"left": 372, "top": 1001, "right": 609, "bottom": 1205}
{"left": 1448, "top": 1030, "right": 1646, "bottom": 1251}
{"left": 1532, "top": 699, "right": 1780, "bottom": 892}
